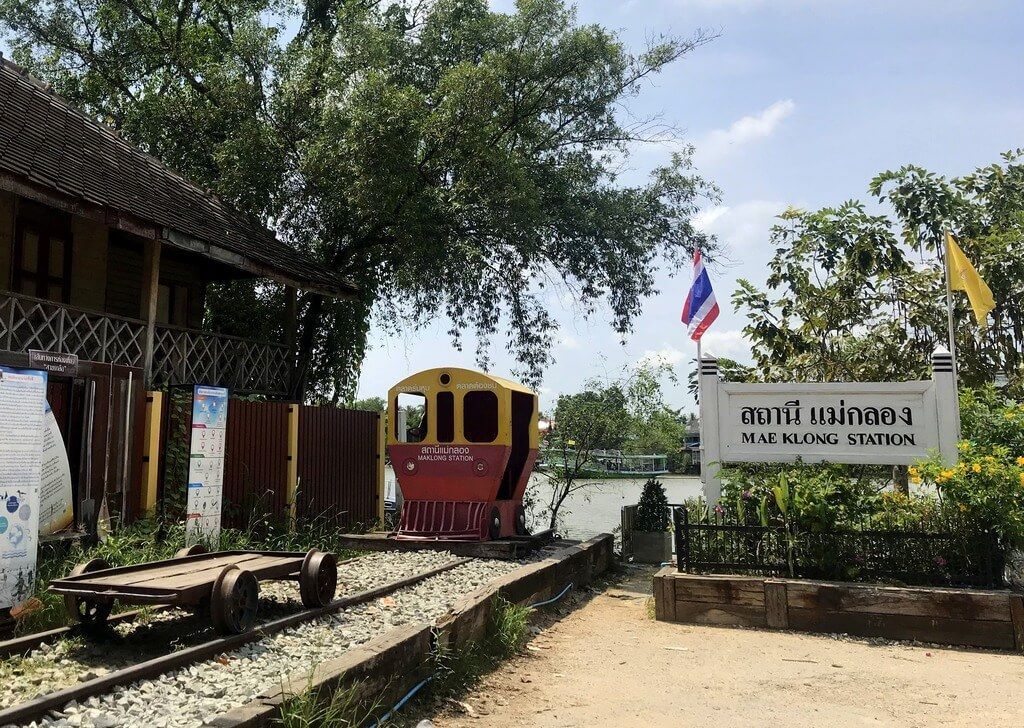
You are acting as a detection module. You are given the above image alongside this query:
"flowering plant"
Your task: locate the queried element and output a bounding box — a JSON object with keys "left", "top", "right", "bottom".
{"left": 913, "top": 444, "right": 1024, "bottom": 548}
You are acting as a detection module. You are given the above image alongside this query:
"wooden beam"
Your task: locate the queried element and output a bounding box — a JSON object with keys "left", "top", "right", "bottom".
{"left": 140, "top": 238, "right": 162, "bottom": 387}
{"left": 764, "top": 580, "right": 789, "bottom": 629}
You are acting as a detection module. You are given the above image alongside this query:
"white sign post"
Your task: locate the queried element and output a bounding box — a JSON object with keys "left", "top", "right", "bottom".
{"left": 186, "top": 385, "right": 229, "bottom": 546}
{"left": 0, "top": 367, "right": 48, "bottom": 610}
{"left": 700, "top": 347, "right": 959, "bottom": 504}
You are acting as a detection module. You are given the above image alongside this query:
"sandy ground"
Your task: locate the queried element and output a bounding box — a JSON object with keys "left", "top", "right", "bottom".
{"left": 421, "top": 567, "right": 1024, "bottom": 728}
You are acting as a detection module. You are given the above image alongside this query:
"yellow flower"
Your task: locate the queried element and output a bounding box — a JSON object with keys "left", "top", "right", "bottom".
{"left": 908, "top": 466, "right": 919, "bottom": 477}
{"left": 1020, "top": 473, "right": 1024, "bottom": 487}
{"left": 1017, "top": 456, "right": 1024, "bottom": 467}
{"left": 1006, "top": 412, "right": 1017, "bottom": 420}
{"left": 910, "top": 475, "right": 922, "bottom": 485}
{"left": 972, "top": 463, "right": 982, "bottom": 474}
{"left": 959, "top": 503, "right": 968, "bottom": 513}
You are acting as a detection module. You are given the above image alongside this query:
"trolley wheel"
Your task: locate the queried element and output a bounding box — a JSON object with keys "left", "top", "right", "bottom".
{"left": 210, "top": 566, "right": 259, "bottom": 635}
{"left": 514, "top": 505, "right": 529, "bottom": 537}
{"left": 299, "top": 549, "right": 338, "bottom": 608}
{"left": 174, "top": 544, "right": 208, "bottom": 559}
{"left": 65, "top": 558, "right": 113, "bottom": 629}
{"left": 489, "top": 507, "right": 502, "bottom": 541}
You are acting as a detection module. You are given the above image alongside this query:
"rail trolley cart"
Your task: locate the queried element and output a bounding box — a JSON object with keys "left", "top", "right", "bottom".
{"left": 48, "top": 548, "right": 338, "bottom": 635}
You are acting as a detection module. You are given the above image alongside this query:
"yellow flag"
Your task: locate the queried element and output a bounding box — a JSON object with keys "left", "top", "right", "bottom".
{"left": 945, "top": 231, "right": 995, "bottom": 327}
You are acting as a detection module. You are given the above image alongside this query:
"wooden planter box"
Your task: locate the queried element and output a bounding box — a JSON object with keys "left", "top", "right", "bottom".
{"left": 653, "top": 568, "right": 1024, "bottom": 652}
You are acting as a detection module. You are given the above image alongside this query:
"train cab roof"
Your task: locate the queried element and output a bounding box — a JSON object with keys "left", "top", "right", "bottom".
{"left": 388, "top": 367, "right": 536, "bottom": 397}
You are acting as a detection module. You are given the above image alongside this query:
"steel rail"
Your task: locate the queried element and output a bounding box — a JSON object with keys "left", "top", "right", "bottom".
{"left": 0, "top": 557, "right": 473, "bottom": 726}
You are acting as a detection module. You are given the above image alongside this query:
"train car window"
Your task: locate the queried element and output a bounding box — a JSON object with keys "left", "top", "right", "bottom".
{"left": 436, "top": 392, "right": 455, "bottom": 443}
{"left": 396, "top": 392, "right": 428, "bottom": 442}
{"left": 463, "top": 390, "right": 499, "bottom": 443}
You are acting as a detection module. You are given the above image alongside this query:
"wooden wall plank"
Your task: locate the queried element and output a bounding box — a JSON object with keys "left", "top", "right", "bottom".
{"left": 764, "top": 580, "right": 788, "bottom": 629}
{"left": 674, "top": 600, "right": 767, "bottom": 628}
{"left": 785, "top": 581, "right": 1010, "bottom": 622}
{"left": 674, "top": 577, "right": 766, "bottom": 607}
{"left": 1010, "top": 595, "right": 1024, "bottom": 652}
{"left": 787, "top": 607, "right": 1015, "bottom": 650}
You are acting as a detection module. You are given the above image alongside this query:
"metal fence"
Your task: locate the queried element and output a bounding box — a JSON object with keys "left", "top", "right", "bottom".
{"left": 673, "top": 507, "right": 1003, "bottom": 588}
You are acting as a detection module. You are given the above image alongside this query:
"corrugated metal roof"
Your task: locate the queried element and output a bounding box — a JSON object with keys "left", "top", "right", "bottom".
{"left": 0, "top": 57, "right": 355, "bottom": 296}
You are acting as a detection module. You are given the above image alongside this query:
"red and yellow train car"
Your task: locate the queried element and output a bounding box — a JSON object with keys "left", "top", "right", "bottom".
{"left": 387, "top": 368, "right": 539, "bottom": 540}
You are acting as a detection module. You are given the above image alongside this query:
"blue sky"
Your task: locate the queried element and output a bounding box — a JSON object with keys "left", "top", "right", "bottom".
{"left": 361, "top": 0, "right": 1024, "bottom": 412}
{"left": 5, "top": 1, "right": 1021, "bottom": 411}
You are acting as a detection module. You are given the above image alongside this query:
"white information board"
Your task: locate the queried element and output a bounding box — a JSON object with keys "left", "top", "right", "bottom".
{"left": 0, "top": 367, "right": 47, "bottom": 609}
{"left": 185, "top": 385, "right": 229, "bottom": 546}
{"left": 698, "top": 347, "right": 959, "bottom": 504}
{"left": 39, "top": 404, "right": 74, "bottom": 536}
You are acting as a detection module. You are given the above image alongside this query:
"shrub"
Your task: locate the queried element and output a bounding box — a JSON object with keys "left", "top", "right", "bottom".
{"left": 634, "top": 478, "right": 669, "bottom": 532}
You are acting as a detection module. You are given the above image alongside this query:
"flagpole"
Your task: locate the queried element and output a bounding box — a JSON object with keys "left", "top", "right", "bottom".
{"left": 696, "top": 336, "right": 704, "bottom": 488}
{"left": 941, "top": 227, "right": 959, "bottom": 382}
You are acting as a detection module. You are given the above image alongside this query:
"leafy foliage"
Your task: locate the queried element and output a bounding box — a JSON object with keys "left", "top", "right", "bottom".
{"left": 734, "top": 152, "right": 1024, "bottom": 392}
{"left": 0, "top": 0, "right": 719, "bottom": 400}
{"left": 537, "top": 362, "right": 681, "bottom": 529}
{"left": 633, "top": 477, "right": 669, "bottom": 532}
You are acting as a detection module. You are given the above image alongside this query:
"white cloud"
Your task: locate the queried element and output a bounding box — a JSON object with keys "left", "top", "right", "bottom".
{"left": 556, "top": 333, "right": 581, "bottom": 350}
{"left": 698, "top": 100, "right": 796, "bottom": 162}
{"left": 699, "top": 329, "right": 752, "bottom": 362}
{"left": 693, "top": 200, "right": 786, "bottom": 253}
{"left": 636, "top": 346, "right": 687, "bottom": 369}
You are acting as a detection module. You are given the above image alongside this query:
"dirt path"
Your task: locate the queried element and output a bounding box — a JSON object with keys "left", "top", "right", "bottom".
{"left": 422, "top": 567, "right": 1024, "bottom": 727}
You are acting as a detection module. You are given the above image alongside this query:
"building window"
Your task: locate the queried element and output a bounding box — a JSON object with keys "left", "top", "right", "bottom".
{"left": 13, "top": 218, "right": 71, "bottom": 302}
{"left": 157, "top": 281, "right": 190, "bottom": 326}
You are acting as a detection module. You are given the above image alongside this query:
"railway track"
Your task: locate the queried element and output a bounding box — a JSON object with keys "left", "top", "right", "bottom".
{"left": 0, "top": 556, "right": 475, "bottom": 727}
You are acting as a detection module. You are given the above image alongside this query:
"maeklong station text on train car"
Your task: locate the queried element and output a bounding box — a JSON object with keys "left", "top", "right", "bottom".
{"left": 699, "top": 347, "right": 959, "bottom": 502}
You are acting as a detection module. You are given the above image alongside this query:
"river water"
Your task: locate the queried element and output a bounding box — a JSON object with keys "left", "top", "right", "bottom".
{"left": 385, "top": 467, "right": 703, "bottom": 540}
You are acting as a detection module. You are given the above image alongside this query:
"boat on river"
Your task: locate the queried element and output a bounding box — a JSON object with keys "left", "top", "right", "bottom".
{"left": 537, "top": 449, "right": 669, "bottom": 478}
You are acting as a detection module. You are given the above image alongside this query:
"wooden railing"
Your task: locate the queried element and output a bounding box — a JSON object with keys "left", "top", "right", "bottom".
{"left": 0, "top": 291, "right": 146, "bottom": 367}
{"left": 152, "top": 324, "right": 291, "bottom": 394}
{"left": 0, "top": 291, "right": 291, "bottom": 394}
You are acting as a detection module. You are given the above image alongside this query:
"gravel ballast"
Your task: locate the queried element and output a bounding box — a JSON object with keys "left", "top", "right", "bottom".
{"left": 7, "top": 551, "right": 519, "bottom": 728}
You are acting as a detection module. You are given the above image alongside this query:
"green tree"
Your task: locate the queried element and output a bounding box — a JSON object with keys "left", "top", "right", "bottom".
{"left": 0, "top": 0, "right": 718, "bottom": 401}
{"left": 733, "top": 152, "right": 1024, "bottom": 392}
{"left": 539, "top": 362, "right": 678, "bottom": 528}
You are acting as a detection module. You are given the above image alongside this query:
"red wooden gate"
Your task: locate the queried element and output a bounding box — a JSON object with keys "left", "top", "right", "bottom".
{"left": 296, "top": 406, "right": 380, "bottom": 528}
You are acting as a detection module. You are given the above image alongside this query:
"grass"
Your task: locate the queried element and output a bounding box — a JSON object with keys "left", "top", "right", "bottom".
{"left": 16, "top": 514, "right": 364, "bottom": 634}
{"left": 274, "top": 675, "right": 382, "bottom": 728}
{"left": 273, "top": 597, "right": 532, "bottom": 728}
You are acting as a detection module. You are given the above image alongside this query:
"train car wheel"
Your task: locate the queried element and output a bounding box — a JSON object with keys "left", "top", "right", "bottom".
{"left": 65, "top": 558, "right": 113, "bottom": 629}
{"left": 489, "top": 507, "right": 502, "bottom": 540}
{"left": 300, "top": 549, "right": 338, "bottom": 608}
{"left": 514, "top": 505, "right": 529, "bottom": 536}
{"left": 211, "top": 566, "right": 259, "bottom": 635}
{"left": 174, "top": 544, "right": 208, "bottom": 559}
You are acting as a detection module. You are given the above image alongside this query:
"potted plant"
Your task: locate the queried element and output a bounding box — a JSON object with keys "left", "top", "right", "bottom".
{"left": 632, "top": 477, "right": 672, "bottom": 563}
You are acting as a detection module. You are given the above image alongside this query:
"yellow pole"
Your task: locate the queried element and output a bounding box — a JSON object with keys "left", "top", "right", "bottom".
{"left": 140, "top": 391, "right": 163, "bottom": 516}
{"left": 286, "top": 403, "right": 299, "bottom": 530}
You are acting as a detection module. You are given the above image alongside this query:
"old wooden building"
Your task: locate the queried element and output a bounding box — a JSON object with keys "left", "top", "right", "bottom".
{"left": 0, "top": 56, "right": 356, "bottom": 533}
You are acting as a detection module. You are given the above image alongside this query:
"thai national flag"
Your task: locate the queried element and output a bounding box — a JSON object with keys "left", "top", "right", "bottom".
{"left": 680, "top": 249, "right": 720, "bottom": 342}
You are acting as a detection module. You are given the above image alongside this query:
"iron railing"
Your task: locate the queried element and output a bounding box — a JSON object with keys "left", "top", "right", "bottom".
{"left": 0, "top": 290, "right": 291, "bottom": 394}
{"left": 673, "top": 507, "right": 1003, "bottom": 589}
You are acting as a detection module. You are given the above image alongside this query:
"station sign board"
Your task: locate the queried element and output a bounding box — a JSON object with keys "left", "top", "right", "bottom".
{"left": 698, "top": 348, "right": 959, "bottom": 503}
